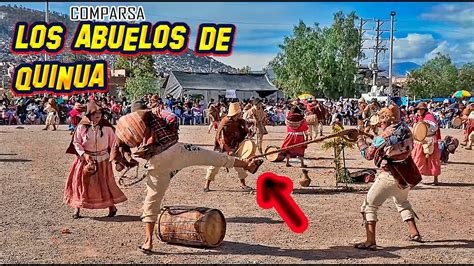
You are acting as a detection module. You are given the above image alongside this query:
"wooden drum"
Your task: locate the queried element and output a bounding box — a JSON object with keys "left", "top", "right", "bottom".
{"left": 157, "top": 206, "right": 226, "bottom": 248}
{"left": 451, "top": 117, "right": 462, "bottom": 128}
{"left": 413, "top": 122, "right": 428, "bottom": 142}
{"left": 264, "top": 145, "right": 285, "bottom": 162}
{"left": 235, "top": 139, "right": 257, "bottom": 159}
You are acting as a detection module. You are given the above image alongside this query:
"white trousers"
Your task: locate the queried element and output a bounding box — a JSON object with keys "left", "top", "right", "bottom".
{"left": 141, "top": 143, "right": 235, "bottom": 223}
{"left": 361, "top": 171, "right": 415, "bottom": 222}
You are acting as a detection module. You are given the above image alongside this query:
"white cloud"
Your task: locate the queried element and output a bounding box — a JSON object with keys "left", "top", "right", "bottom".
{"left": 421, "top": 3, "right": 474, "bottom": 27}
{"left": 213, "top": 52, "right": 276, "bottom": 71}
{"left": 393, "top": 34, "right": 438, "bottom": 61}
{"left": 425, "top": 40, "right": 474, "bottom": 65}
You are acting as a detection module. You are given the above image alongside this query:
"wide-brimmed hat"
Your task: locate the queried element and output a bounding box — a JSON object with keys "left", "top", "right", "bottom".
{"left": 358, "top": 97, "right": 366, "bottom": 103}
{"left": 415, "top": 102, "right": 428, "bottom": 111}
{"left": 85, "top": 101, "right": 102, "bottom": 116}
{"left": 227, "top": 102, "right": 241, "bottom": 117}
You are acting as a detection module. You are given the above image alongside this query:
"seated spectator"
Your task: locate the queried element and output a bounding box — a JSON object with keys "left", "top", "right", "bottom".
{"left": 192, "top": 103, "right": 204, "bottom": 124}
{"left": 182, "top": 107, "right": 194, "bottom": 125}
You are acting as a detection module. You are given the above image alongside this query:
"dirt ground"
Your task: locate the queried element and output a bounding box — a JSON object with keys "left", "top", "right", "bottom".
{"left": 0, "top": 125, "right": 473, "bottom": 264}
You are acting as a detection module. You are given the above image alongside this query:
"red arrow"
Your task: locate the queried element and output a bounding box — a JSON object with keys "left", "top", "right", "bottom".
{"left": 256, "top": 172, "right": 308, "bottom": 233}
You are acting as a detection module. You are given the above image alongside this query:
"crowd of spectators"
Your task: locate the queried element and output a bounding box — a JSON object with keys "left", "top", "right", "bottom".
{"left": 0, "top": 91, "right": 471, "bottom": 130}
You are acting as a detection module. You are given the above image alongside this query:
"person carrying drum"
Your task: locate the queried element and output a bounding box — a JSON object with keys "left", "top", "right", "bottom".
{"left": 43, "top": 98, "right": 59, "bottom": 131}
{"left": 411, "top": 102, "right": 442, "bottom": 185}
{"left": 110, "top": 101, "right": 263, "bottom": 254}
{"left": 207, "top": 101, "right": 220, "bottom": 134}
{"left": 204, "top": 102, "right": 253, "bottom": 192}
{"left": 305, "top": 100, "right": 319, "bottom": 140}
{"left": 247, "top": 98, "right": 269, "bottom": 154}
{"left": 363, "top": 98, "right": 381, "bottom": 135}
{"left": 281, "top": 105, "right": 309, "bottom": 168}
{"left": 354, "top": 104, "right": 422, "bottom": 251}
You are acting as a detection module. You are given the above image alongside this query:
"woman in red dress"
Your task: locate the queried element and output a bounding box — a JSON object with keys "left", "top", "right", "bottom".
{"left": 281, "top": 105, "right": 309, "bottom": 167}
{"left": 64, "top": 102, "right": 127, "bottom": 219}
{"left": 411, "top": 102, "right": 442, "bottom": 185}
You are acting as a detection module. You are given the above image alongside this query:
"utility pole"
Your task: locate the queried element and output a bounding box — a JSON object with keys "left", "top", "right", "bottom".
{"left": 388, "top": 11, "right": 396, "bottom": 96}
{"left": 357, "top": 18, "right": 369, "bottom": 68}
{"left": 372, "top": 19, "right": 387, "bottom": 87}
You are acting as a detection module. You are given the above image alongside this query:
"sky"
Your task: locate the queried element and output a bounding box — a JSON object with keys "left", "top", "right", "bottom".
{"left": 11, "top": 2, "right": 474, "bottom": 70}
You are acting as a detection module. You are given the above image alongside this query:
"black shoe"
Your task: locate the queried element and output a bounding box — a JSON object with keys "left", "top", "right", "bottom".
{"left": 108, "top": 208, "right": 117, "bottom": 217}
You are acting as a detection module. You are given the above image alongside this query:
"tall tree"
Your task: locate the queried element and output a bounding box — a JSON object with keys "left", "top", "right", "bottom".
{"left": 124, "top": 76, "right": 162, "bottom": 101}
{"left": 458, "top": 63, "right": 474, "bottom": 92}
{"left": 406, "top": 53, "right": 459, "bottom": 98}
{"left": 269, "top": 12, "right": 362, "bottom": 98}
{"left": 115, "top": 55, "right": 156, "bottom": 78}
{"left": 115, "top": 55, "right": 160, "bottom": 99}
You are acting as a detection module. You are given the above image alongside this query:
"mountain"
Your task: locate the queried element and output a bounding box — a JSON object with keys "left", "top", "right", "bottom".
{"left": 392, "top": 62, "right": 420, "bottom": 77}
{"left": 0, "top": 5, "right": 237, "bottom": 75}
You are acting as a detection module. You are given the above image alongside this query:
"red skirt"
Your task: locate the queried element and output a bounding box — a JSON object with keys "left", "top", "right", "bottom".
{"left": 64, "top": 157, "right": 127, "bottom": 209}
{"left": 281, "top": 133, "right": 307, "bottom": 158}
{"left": 411, "top": 142, "right": 441, "bottom": 176}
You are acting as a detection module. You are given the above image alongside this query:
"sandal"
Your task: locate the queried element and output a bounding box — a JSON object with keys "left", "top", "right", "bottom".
{"left": 239, "top": 185, "right": 253, "bottom": 192}
{"left": 203, "top": 188, "right": 211, "bottom": 192}
{"left": 409, "top": 234, "right": 423, "bottom": 243}
{"left": 354, "top": 242, "right": 377, "bottom": 251}
{"left": 72, "top": 213, "right": 81, "bottom": 219}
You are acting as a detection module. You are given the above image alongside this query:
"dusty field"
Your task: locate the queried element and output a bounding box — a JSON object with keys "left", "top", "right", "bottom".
{"left": 0, "top": 125, "right": 473, "bottom": 264}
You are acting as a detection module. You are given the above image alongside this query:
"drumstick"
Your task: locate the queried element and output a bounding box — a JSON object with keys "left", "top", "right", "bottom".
{"left": 250, "top": 129, "right": 374, "bottom": 160}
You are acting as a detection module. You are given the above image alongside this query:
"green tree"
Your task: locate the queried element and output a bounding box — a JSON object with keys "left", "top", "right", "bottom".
{"left": 269, "top": 12, "right": 362, "bottom": 98}
{"left": 124, "top": 76, "right": 162, "bottom": 101}
{"left": 406, "top": 53, "right": 459, "bottom": 98}
{"left": 115, "top": 55, "right": 159, "bottom": 99}
{"left": 115, "top": 55, "right": 156, "bottom": 78}
{"left": 458, "top": 63, "right": 474, "bottom": 92}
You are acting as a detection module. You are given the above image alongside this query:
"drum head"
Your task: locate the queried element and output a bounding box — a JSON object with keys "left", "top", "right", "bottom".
{"left": 264, "top": 145, "right": 284, "bottom": 162}
{"left": 413, "top": 122, "right": 428, "bottom": 142}
{"left": 202, "top": 209, "right": 226, "bottom": 247}
{"left": 369, "top": 114, "right": 380, "bottom": 126}
{"left": 452, "top": 117, "right": 462, "bottom": 128}
{"left": 235, "top": 140, "right": 257, "bottom": 159}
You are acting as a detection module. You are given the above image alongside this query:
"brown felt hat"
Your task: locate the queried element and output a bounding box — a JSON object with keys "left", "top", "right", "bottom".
{"left": 415, "top": 102, "right": 428, "bottom": 111}
{"left": 86, "top": 102, "right": 102, "bottom": 116}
